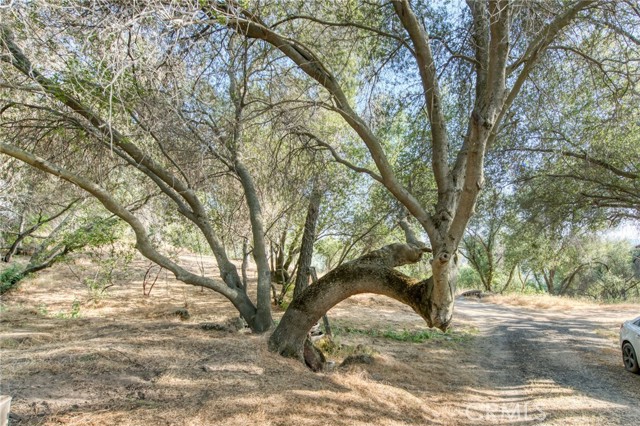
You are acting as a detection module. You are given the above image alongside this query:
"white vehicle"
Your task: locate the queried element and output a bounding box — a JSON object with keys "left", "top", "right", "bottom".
{"left": 620, "top": 316, "right": 640, "bottom": 374}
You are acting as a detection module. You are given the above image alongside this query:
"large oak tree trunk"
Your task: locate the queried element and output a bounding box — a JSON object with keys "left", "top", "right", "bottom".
{"left": 427, "top": 247, "right": 458, "bottom": 329}
{"left": 268, "top": 243, "right": 438, "bottom": 361}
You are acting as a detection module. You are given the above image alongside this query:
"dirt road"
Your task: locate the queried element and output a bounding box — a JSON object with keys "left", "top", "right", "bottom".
{"left": 454, "top": 298, "right": 640, "bottom": 425}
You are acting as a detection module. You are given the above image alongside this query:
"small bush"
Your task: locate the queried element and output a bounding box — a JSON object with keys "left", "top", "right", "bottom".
{"left": 315, "top": 336, "right": 377, "bottom": 358}
{"left": 457, "top": 265, "right": 483, "bottom": 290}
{"left": 55, "top": 298, "right": 81, "bottom": 319}
{"left": 0, "top": 265, "right": 24, "bottom": 295}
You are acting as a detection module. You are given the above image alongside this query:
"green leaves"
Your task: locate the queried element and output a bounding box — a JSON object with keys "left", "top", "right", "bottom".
{"left": 0, "top": 265, "right": 25, "bottom": 295}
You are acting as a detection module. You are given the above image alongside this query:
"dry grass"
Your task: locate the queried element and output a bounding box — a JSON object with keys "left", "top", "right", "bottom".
{"left": 3, "top": 254, "right": 638, "bottom": 425}
{"left": 1, "top": 254, "right": 481, "bottom": 425}
{"left": 481, "top": 292, "right": 639, "bottom": 312}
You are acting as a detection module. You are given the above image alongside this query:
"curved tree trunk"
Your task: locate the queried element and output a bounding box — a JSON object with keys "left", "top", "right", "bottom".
{"left": 268, "top": 243, "right": 434, "bottom": 361}
{"left": 424, "top": 246, "right": 458, "bottom": 330}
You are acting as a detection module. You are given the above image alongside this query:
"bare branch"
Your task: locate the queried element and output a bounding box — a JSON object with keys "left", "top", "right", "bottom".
{"left": 392, "top": 0, "right": 449, "bottom": 191}
{"left": 270, "top": 14, "right": 416, "bottom": 55}
{"left": 294, "top": 130, "right": 383, "bottom": 183}
{"left": 502, "top": 147, "right": 638, "bottom": 179}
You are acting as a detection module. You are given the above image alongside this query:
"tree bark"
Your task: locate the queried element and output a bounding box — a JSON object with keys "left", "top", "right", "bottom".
{"left": 293, "top": 184, "right": 322, "bottom": 301}
{"left": 241, "top": 237, "right": 249, "bottom": 290}
{"left": 2, "top": 213, "right": 24, "bottom": 263}
{"left": 310, "top": 267, "right": 332, "bottom": 338}
{"left": 269, "top": 243, "right": 431, "bottom": 361}
{"left": 235, "top": 160, "right": 273, "bottom": 332}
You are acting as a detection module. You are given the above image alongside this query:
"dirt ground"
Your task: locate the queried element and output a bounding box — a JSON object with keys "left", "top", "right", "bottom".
{"left": 1, "top": 254, "right": 639, "bottom": 425}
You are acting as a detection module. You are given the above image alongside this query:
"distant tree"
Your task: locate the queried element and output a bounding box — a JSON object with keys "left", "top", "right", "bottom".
{"left": 460, "top": 187, "right": 515, "bottom": 292}
{"left": 576, "top": 241, "right": 640, "bottom": 300}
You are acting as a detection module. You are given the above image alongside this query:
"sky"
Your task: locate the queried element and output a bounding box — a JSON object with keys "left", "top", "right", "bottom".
{"left": 603, "top": 222, "right": 639, "bottom": 244}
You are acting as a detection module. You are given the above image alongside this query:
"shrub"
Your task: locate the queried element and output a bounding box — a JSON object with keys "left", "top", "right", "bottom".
{"left": 0, "top": 265, "right": 24, "bottom": 295}
{"left": 457, "top": 265, "right": 482, "bottom": 290}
